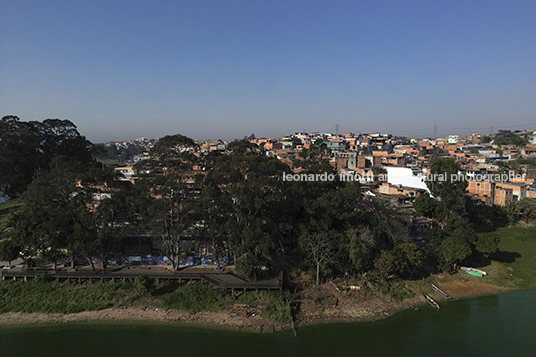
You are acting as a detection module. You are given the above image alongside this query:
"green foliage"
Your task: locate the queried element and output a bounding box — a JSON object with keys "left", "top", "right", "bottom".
{"left": 425, "top": 219, "right": 475, "bottom": 272}
{"left": 7, "top": 158, "right": 80, "bottom": 268}
{"left": 202, "top": 152, "right": 287, "bottom": 278}
{"left": 394, "top": 243, "right": 425, "bottom": 278}
{"left": 0, "top": 238, "right": 20, "bottom": 266}
{"left": 135, "top": 275, "right": 154, "bottom": 296}
{"left": 374, "top": 243, "right": 425, "bottom": 279}
{"left": 373, "top": 166, "right": 387, "bottom": 174}
{"left": 467, "top": 201, "right": 508, "bottom": 231}
{"left": 479, "top": 135, "right": 492, "bottom": 144}
{"left": 375, "top": 278, "right": 414, "bottom": 301}
{"left": 497, "top": 158, "right": 536, "bottom": 172}
{"left": 493, "top": 226, "right": 536, "bottom": 290}
{"left": 226, "top": 139, "right": 259, "bottom": 154}
{"left": 252, "top": 291, "right": 292, "bottom": 323}
{"left": 160, "top": 282, "right": 233, "bottom": 313}
{"left": 0, "top": 116, "right": 93, "bottom": 199}
{"left": 413, "top": 193, "right": 438, "bottom": 218}
{"left": 299, "top": 231, "right": 337, "bottom": 285}
{"left": 475, "top": 232, "right": 501, "bottom": 258}
{"left": 426, "top": 157, "right": 468, "bottom": 220}
{"left": 0, "top": 280, "right": 138, "bottom": 313}
{"left": 149, "top": 134, "right": 197, "bottom": 159}
{"left": 345, "top": 229, "right": 369, "bottom": 273}
{"left": 503, "top": 199, "right": 536, "bottom": 224}
{"left": 135, "top": 135, "right": 200, "bottom": 271}
{"left": 493, "top": 130, "right": 528, "bottom": 147}
{"left": 440, "top": 233, "right": 472, "bottom": 271}
{"left": 0, "top": 198, "right": 24, "bottom": 231}
{"left": 374, "top": 250, "right": 398, "bottom": 277}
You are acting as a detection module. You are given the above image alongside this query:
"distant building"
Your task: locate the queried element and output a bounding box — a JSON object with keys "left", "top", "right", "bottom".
{"left": 447, "top": 135, "right": 459, "bottom": 144}
{"left": 386, "top": 166, "right": 429, "bottom": 193}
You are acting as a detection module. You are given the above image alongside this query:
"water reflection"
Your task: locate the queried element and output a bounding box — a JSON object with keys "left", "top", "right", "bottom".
{"left": 0, "top": 291, "right": 535, "bottom": 357}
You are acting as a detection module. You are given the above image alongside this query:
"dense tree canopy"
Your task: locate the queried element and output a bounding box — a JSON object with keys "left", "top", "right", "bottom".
{"left": 493, "top": 130, "right": 528, "bottom": 147}
{"left": 425, "top": 157, "right": 468, "bottom": 221}
{"left": 1, "top": 123, "right": 512, "bottom": 284}
{"left": 0, "top": 116, "right": 93, "bottom": 199}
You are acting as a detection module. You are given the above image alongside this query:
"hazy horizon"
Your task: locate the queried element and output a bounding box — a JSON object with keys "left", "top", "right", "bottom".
{"left": 1, "top": 1, "right": 535, "bottom": 143}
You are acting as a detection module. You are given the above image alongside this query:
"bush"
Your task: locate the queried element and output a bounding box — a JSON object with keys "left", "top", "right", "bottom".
{"left": 135, "top": 275, "right": 154, "bottom": 296}
{"left": 34, "top": 273, "right": 49, "bottom": 284}
{"left": 375, "top": 278, "right": 414, "bottom": 301}
{"left": 257, "top": 291, "right": 293, "bottom": 323}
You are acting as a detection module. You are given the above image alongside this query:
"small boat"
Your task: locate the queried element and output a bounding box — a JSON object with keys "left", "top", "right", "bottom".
{"left": 460, "top": 267, "right": 487, "bottom": 277}
{"left": 423, "top": 293, "right": 440, "bottom": 309}
{"left": 431, "top": 283, "right": 453, "bottom": 299}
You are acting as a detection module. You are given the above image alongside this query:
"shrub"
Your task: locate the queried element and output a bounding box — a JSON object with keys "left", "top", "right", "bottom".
{"left": 375, "top": 278, "right": 414, "bottom": 301}
{"left": 135, "top": 275, "right": 154, "bottom": 296}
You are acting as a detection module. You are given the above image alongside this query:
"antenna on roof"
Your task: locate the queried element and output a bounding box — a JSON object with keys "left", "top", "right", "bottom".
{"left": 336, "top": 124, "right": 339, "bottom": 136}
{"left": 434, "top": 124, "right": 437, "bottom": 139}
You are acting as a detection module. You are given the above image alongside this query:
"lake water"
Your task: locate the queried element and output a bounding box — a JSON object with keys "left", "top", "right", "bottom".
{"left": 0, "top": 290, "right": 535, "bottom": 357}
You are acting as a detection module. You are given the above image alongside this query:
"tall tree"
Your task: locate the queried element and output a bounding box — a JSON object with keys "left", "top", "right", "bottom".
{"left": 203, "top": 150, "right": 288, "bottom": 278}
{"left": 438, "top": 221, "right": 473, "bottom": 272}
{"left": 0, "top": 116, "right": 93, "bottom": 199}
{"left": 8, "top": 157, "right": 84, "bottom": 269}
{"left": 135, "top": 134, "right": 199, "bottom": 271}
{"left": 0, "top": 238, "right": 21, "bottom": 268}
{"left": 426, "top": 157, "right": 468, "bottom": 220}
{"left": 197, "top": 185, "right": 233, "bottom": 269}
{"left": 299, "top": 231, "right": 336, "bottom": 286}
{"left": 413, "top": 192, "right": 438, "bottom": 218}
{"left": 475, "top": 232, "right": 500, "bottom": 261}
{"left": 76, "top": 179, "right": 132, "bottom": 271}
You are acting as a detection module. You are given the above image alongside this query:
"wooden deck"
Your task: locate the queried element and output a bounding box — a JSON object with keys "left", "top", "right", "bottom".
{"left": 0, "top": 267, "right": 283, "bottom": 294}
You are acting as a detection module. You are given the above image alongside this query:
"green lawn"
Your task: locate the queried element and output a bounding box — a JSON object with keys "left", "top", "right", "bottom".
{"left": 490, "top": 226, "right": 536, "bottom": 290}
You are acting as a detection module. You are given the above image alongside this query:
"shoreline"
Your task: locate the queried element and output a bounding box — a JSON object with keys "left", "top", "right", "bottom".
{"left": 0, "top": 277, "right": 512, "bottom": 332}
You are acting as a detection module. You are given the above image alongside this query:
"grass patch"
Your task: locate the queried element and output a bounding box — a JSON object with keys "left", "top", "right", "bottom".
{"left": 0, "top": 279, "right": 140, "bottom": 314}
{"left": 489, "top": 226, "right": 536, "bottom": 290}
{"left": 159, "top": 282, "right": 233, "bottom": 313}
{"left": 258, "top": 291, "right": 292, "bottom": 323}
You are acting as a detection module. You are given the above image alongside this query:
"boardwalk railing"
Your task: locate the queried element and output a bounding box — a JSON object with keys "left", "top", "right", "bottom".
{"left": 0, "top": 269, "right": 282, "bottom": 293}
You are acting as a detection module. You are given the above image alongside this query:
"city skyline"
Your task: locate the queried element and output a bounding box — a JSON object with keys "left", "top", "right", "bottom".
{"left": 1, "top": 1, "right": 535, "bottom": 143}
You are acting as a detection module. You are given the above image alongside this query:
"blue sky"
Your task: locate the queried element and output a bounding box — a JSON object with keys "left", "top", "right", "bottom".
{"left": 1, "top": 0, "right": 535, "bottom": 143}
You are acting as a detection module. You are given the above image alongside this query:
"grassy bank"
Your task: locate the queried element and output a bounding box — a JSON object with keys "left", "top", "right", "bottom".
{"left": 0, "top": 225, "right": 534, "bottom": 328}
{"left": 488, "top": 225, "right": 536, "bottom": 290}
{"left": 159, "top": 282, "right": 291, "bottom": 322}
{"left": 405, "top": 225, "right": 536, "bottom": 295}
{"left": 0, "top": 278, "right": 141, "bottom": 314}
{"left": 0, "top": 277, "right": 292, "bottom": 323}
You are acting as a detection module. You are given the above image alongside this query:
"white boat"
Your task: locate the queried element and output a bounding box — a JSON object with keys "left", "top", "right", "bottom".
{"left": 460, "top": 267, "right": 487, "bottom": 276}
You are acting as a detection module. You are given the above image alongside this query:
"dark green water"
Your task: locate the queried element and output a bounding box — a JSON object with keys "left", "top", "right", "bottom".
{"left": 1, "top": 290, "right": 535, "bottom": 357}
